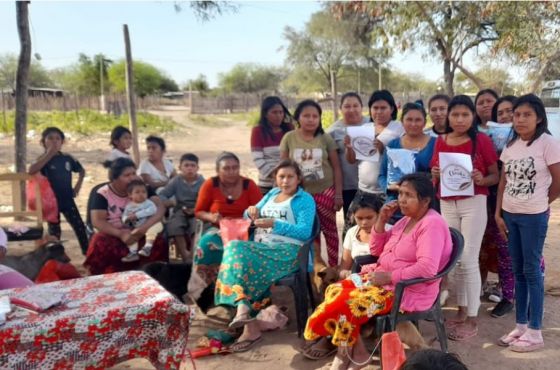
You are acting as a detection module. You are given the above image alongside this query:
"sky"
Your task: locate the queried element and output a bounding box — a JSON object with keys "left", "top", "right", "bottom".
{"left": 0, "top": 1, "right": 513, "bottom": 89}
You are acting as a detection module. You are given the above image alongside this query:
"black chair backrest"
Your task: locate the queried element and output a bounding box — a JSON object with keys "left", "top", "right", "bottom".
{"left": 299, "top": 215, "right": 320, "bottom": 273}
{"left": 86, "top": 182, "right": 109, "bottom": 228}
{"left": 435, "top": 227, "right": 464, "bottom": 278}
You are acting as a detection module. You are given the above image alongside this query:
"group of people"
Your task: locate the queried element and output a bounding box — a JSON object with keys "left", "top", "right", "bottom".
{"left": 247, "top": 90, "right": 560, "bottom": 365}
{"left": 0, "top": 86, "right": 559, "bottom": 366}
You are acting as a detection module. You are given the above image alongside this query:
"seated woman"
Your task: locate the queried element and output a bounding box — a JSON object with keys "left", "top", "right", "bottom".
{"left": 192, "top": 152, "right": 262, "bottom": 298}
{"left": 84, "top": 158, "right": 167, "bottom": 275}
{"left": 138, "top": 135, "right": 176, "bottom": 191}
{"left": 304, "top": 173, "right": 452, "bottom": 370}
{"left": 215, "top": 159, "right": 316, "bottom": 352}
{"left": 0, "top": 227, "right": 34, "bottom": 290}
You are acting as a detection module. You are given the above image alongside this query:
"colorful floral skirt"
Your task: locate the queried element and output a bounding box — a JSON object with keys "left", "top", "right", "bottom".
{"left": 214, "top": 240, "right": 300, "bottom": 315}
{"left": 84, "top": 232, "right": 168, "bottom": 275}
{"left": 304, "top": 279, "right": 393, "bottom": 347}
{"left": 193, "top": 227, "right": 224, "bottom": 287}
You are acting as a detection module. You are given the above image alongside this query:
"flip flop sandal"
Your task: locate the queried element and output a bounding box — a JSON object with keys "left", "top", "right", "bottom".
{"left": 447, "top": 325, "right": 478, "bottom": 341}
{"left": 509, "top": 338, "right": 544, "bottom": 353}
{"left": 302, "top": 345, "right": 337, "bottom": 360}
{"left": 230, "top": 336, "right": 263, "bottom": 353}
{"left": 498, "top": 331, "right": 524, "bottom": 347}
{"left": 228, "top": 314, "right": 255, "bottom": 329}
{"left": 444, "top": 319, "right": 465, "bottom": 329}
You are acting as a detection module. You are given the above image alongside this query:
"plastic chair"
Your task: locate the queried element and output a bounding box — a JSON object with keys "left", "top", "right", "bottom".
{"left": 85, "top": 182, "right": 108, "bottom": 241}
{"left": 375, "top": 227, "right": 464, "bottom": 352}
{"left": 276, "top": 215, "right": 320, "bottom": 337}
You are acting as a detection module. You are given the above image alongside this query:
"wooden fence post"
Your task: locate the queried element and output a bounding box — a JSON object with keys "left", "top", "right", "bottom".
{"left": 123, "top": 24, "right": 140, "bottom": 165}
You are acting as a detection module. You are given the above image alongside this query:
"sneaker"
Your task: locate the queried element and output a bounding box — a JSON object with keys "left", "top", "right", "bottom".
{"left": 488, "top": 286, "right": 503, "bottom": 303}
{"left": 138, "top": 245, "right": 153, "bottom": 257}
{"left": 491, "top": 299, "right": 514, "bottom": 318}
{"left": 122, "top": 251, "right": 139, "bottom": 262}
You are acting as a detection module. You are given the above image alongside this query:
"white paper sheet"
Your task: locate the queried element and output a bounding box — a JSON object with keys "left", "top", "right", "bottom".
{"left": 439, "top": 152, "right": 474, "bottom": 197}
{"left": 347, "top": 125, "right": 379, "bottom": 162}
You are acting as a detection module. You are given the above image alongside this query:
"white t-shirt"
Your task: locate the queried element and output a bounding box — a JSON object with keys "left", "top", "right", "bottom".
{"left": 343, "top": 225, "right": 371, "bottom": 259}
{"left": 500, "top": 134, "right": 560, "bottom": 214}
{"left": 358, "top": 121, "right": 405, "bottom": 193}
{"left": 108, "top": 148, "right": 132, "bottom": 162}
{"left": 254, "top": 195, "right": 302, "bottom": 245}
{"left": 137, "top": 158, "right": 174, "bottom": 184}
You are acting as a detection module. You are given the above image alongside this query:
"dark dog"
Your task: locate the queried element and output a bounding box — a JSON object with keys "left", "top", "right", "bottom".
{"left": 141, "top": 261, "right": 214, "bottom": 312}
{"left": 312, "top": 242, "right": 339, "bottom": 300}
{"left": 1, "top": 241, "right": 70, "bottom": 281}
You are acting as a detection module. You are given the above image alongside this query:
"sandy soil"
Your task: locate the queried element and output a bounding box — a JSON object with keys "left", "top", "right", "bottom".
{"left": 1, "top": 107, "right": 560, "bottom": 370}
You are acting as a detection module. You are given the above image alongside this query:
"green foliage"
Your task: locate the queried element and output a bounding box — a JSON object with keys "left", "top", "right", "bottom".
{"left": 108, "top": 60, "right": 178, "bottom": 97}
{"left": 51, "top": 53, "right": 112, "bottom": 96}
{"left": 0, "top": 53, "right": 53, "bottom": 89}
{"left": 184, "top": 74, "right": 210, "bottom": 95}
{"left": 217, "top": 63, "right": 284, "bottom": 94}
{"left": 0, "top": 110, "right": 175, "bottom": 135}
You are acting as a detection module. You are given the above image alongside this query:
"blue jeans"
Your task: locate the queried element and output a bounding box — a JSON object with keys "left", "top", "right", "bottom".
{"left": 503, "top": 210, "right": 548, "bottom": 329}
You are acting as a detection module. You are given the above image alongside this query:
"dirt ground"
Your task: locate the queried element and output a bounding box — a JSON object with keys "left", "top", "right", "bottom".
{"left": 1, "top": 107, "right": 560, "bottom": 370}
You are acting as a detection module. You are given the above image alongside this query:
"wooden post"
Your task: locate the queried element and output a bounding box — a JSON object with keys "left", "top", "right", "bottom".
{"left": 1, "top": 90, "right": 6, "bottom": 132}
{"left": 123, "top": 24, "right": 140, "bottom": 165}
{"left": 15, "top": 1, "right": 31, "bottom": 177}
{"left": 330, "top": 69, "right": 338, "bottom": 121}
{"left": 14, "top": 1, "right": 31, "bottom": 207}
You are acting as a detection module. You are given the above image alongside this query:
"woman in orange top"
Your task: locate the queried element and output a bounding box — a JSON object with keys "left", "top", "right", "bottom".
{"left": 193, "top": 152, "right": 262, "bottom": 295}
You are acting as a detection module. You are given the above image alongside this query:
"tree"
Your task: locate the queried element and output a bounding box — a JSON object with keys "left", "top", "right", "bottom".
{"left": 487, "top": 2, "right": 560, "bottom": 92}
{"left": 173, "top": 1, "right": 237, "bottom": 20}
{"left": 184, "top": 74, "right": 210, "bottom": 95}
{"left": 51, "top": 53, "right": 112, "bottom": 96}
{"left": 108, "top": 60, "right": 177, "bottom": 97}
{"left": 454, "top": 64, "right": 516, "bottom": 95}
{"left": 0, "top": 53, "right": 53, "bottom": 89}
{"left": 333, "top": 2, "right": 501, "bottom": 96}
{"left": 217, "top": 63, "right": 283, "bottom": 94}
{"left": 284, "top": 9, "right": 375, "bottom": 118}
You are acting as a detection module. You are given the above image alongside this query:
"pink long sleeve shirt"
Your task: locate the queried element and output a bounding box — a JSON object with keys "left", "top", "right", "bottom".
{"left": 370, "top": 209, "right": 452, "bottom": 312}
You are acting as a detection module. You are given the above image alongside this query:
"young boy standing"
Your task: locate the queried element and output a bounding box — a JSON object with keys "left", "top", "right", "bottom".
{"left": 159, "top": 153, "right": 204, "bottom": 262}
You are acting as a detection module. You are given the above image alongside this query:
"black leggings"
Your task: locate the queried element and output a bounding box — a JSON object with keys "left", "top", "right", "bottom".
{"left": 48, "top": 201, "right": 89, "bottom": 255}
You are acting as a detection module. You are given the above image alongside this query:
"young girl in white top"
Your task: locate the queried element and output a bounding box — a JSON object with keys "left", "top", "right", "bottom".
{"left": 108, "top": 126, "right": 133, "bottom": 162}
{"left": 338, "top": 194, "right": 383, "bottom": 279}
{"left": 495, "top": 94, "right": 560, "bottom": 352}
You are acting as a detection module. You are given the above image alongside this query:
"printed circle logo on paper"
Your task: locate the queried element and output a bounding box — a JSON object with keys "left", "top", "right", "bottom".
{"left": 442, "top": 164, "right": 472, "bottom": 191}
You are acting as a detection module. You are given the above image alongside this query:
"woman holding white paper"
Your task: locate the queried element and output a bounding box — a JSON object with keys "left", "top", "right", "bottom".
{"left": 345, "top": 90, "right": 404, "bottom": 202}
{"left": 327, "top": 92, "right": 370, "bottom": 223}
{"left": 379, "top": 102, "right": 436, "bottom": 208}
{"left": 430, "top": 95, "right": 499, "bottom": 341}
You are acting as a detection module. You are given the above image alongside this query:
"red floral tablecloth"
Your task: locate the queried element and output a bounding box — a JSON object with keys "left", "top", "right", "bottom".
{"left": 0, "top": 271, "right": 193, "bottom": 370}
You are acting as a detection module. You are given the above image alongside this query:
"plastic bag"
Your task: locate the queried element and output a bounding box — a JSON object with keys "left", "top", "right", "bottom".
{"left": 256, "top": 304, "right": 289, "bottom": 331}
{"left": 219, "top": 218, "right": 252, "bottom": 246}
{"left": 26, "top": 174, "right": 59, "bottom": 223}
{"left": 381, "top": 331, "right": 406, "bottom": 370}
{"left": 387, "top": 148, "right": 417, "bottom": 186}
{"left": 487, "top": 121, "right": 513, "bottom": 152}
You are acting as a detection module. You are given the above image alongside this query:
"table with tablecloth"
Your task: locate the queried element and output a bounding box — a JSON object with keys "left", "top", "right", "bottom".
{"left": 0, "top": 270, "right": 193, "bottom": 370}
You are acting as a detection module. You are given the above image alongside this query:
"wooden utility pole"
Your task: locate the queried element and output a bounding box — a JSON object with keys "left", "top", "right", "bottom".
{"left": 15, "top": 1, "right": 31, "bottom": 179}
{"left": 123, "top": 24, "right": 140, "bottom": 165}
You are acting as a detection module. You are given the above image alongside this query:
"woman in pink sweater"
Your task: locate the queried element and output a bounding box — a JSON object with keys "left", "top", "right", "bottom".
{"left": 304, "top": 173, "right": 452, "bottom": 369}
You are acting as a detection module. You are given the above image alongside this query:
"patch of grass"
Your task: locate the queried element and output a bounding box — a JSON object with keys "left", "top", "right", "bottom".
{"left": 1, "top": 110, "right": 176, "bottom": 135}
